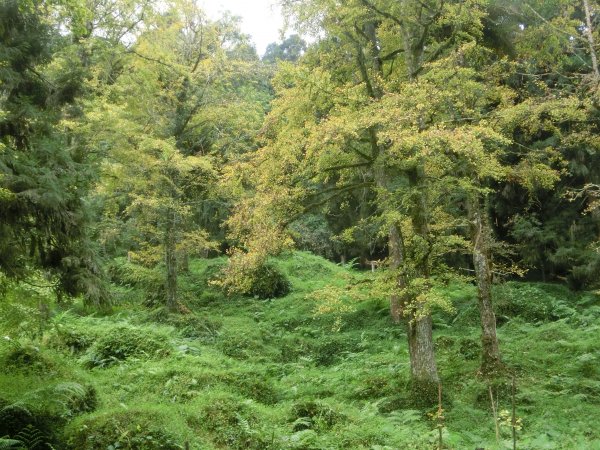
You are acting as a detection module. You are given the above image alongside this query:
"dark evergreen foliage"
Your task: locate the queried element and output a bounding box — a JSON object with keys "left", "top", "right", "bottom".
{"left": 0, "top": 0, "right": 108, "bottom": 306}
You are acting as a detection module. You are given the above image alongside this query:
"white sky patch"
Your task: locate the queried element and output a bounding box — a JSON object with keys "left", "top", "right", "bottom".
{"left": 199, "top": 0, "right": 287, "bottom": 56}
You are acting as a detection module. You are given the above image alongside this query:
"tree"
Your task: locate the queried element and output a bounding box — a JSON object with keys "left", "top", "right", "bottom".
{"left": 226, "top": 0, "right": 505, "bottom": 399}
{"left": 0, "top": 0, "right": 109, "bottom": 306}
{"left": 263, "top": 34, "right": 307, "bottom": 63}
{"left": 82, "top": 0, "right": 267, "bottom": 310}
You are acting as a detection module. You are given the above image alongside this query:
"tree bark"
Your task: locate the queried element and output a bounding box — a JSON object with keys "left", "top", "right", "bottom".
{"left": 468, "top": 195, "right": 502, "bottom": 374}
{"left": 407, "top": 167, "right": 440, "bottom": 395}
{"left": 583, "top": 0, "right": 600, "bottom": 83}
{"left": 165, "top": 212, "right": 178, "bottom": 311}
{"left": 181, "top": 249, "right": 189, "bottom": 272}
{"left": 408, "top": 314, "right": 439, "bottom": 391}
{"left": 388, "top": 224, "right": 404, "bottom": 323}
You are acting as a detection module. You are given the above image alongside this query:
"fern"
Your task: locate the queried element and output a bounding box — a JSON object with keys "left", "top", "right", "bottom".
{"left": 0, "top": 438, "right": 24, "bottom": 450}
{"left": 49, "top": 382, "right": 87, "bottom": 417}
{"left": 0, "top": 403, "right": 33, "bottom": 429}
{"left": 14, "top": 425, "right": 44, "bottom": 450}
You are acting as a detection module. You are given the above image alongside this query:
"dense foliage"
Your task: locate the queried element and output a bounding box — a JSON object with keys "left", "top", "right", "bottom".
{"left": 1, "top": 0, "right": 600, "bottom": 448}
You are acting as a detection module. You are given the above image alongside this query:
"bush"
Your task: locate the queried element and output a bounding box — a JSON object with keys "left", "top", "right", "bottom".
{"left": 458, "top": 337, "right": 480, "bottom": 361}
{"left": 43, "top": 382, "right": 98, "bottom": 418}
{"left": 146, "top": 309, "right": 222, "bottom": 342}
{"left": 82, "top": 325, "right": 170, "bottom": 368}
{"left": 351, "top": 374, "right": 393, "bottom": 400}
{"left": 312, "top": 335, "right": 362, "bottom": 367}
{"left": 290, "top": 400, "right": 344, "bottom": 431}
{"left": 279, "top": 336, "right": 314, "bottom": 363}
{"left": 0, "top": 384, "right": 95, "bottom": 450}
{"left": 65, "top": 408, "right": 183, "bottom": 449}
{"left": 248, "top": 263, "right": 291, "bottom": 299}
{"left": 193, "top": 394, "right": 271, "bottom": 449}
{"left": 46, "top": 324, "right": 97, "bottom": 354}
{"left": 0, "top": 344, "right": 55, "bottom": 375}
{"left": 217, "top": 332, "right": 268, "bottom": 360}
{"left": 189, "top": 290, "right": 222, "bottom": 308}
{"left": 222, "top": 372, "right": 280, "bottom": 405}
{"left": 494, "top": 282, "right": 576, "bottom": 322}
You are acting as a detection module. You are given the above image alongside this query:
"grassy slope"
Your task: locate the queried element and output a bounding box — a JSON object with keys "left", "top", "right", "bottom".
{"left": 1, "top": 251, "right": 600, "bottom": 449}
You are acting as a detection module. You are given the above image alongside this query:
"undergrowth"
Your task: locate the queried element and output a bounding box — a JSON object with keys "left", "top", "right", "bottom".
{"left": 0, "top": 251, "right": 599, "bottom": 448}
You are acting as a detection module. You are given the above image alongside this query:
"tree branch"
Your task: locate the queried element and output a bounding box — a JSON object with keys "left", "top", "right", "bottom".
{"left": 323, "top": 161, "right": 372, "bottom": 172}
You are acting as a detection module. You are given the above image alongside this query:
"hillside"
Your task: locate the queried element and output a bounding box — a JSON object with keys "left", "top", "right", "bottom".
{"left": 1, "top": 252, "right": 599, "bottom": 449}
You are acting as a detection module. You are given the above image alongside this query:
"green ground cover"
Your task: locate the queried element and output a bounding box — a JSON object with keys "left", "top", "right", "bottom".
{"left": 1, "top": 252, "right": 599, "bottom": 449}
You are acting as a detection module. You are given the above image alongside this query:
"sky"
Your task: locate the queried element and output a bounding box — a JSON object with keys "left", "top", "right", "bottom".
{"left": 199, "top": 0, "right": 287, "bottom": 56}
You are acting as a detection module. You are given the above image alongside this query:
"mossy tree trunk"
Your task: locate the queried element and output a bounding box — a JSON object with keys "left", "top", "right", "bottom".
{"left": 360, "top": 13, "right": 440, "bottom": 396}
{"left": 165, "top": 211, "right": 178, "bottom": 311}
{"left": 388, "top": 224, "right": 404, "bottom": 324}
{"left": 407, "top": 167, "right": 440, "bottom": 395}
{"left": 468, "top": 195, "right": 502, "bottom": 374}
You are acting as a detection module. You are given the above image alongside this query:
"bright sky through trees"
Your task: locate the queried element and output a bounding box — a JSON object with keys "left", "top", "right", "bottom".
{"left": 199, "top": 0, "right": 285, "bottom": 55}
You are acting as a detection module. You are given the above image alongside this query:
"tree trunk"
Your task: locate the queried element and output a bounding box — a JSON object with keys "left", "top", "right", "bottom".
{"left": 468, "top": 196, "right": 502, "bottom": 374}
{"left": 373, "top": 157, "right": 406, "bottom": 324}
{"left": 181, "top": 249, "right": 189, "bottom": 272}
{"left": 408, "top": 313, "right": 440, "bottom": 397}
{"left": 362, "top": 17, "right": 439, "bottom": 392}
{"left": 165, "top": 212, "right": 178, "bottom": 311}
{"left": 388, "top": 224, "right": 404, "bottom": 323}
{"left": 407, "top": 167, "right": 440, "bottom": 397}
{"left": 583, "top": 0, "right": 600, "bottom": 83}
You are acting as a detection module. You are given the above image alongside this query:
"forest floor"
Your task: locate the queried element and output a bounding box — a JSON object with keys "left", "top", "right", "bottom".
{"left": 1, "top": 252, "right": 600, "bottom": 449}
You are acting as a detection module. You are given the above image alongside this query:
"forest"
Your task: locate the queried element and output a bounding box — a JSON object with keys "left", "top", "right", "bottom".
{"left": 1, "top": 0, "right": 600, "bottom": 448}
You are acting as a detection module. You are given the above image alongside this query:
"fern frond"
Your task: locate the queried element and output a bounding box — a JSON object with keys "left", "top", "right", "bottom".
{"left": 14, "top": 425, "right": 44, "bottom": 450}
{"left": 0, "top": 438, "right": 24, "bottom": 450}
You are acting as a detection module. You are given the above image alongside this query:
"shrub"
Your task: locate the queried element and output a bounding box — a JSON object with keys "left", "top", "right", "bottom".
{"left": 351, "top": 374, "right": 393, "bottom": 400}
{"left": 0, "top": 344, "right": 55, "bottom": 375}
{"left": 189, "top": 290, "right": 221, "bottom": 308}
{"left": 217, "top": 332, "right": 268, "bottom": 360}
{"left": 146, "top": 308, "right": 222, "bottom": 342}
{"left": 43, "top": 382, "right": 98, "bottom": 418}
{"left": 193, "top": 394, "right": 270, "bottom": 449}
{"left": 458, "top": 337, "right": 480, "bottom": 361}
{"left": 46, "top": 324, "right": 97, "bottom": 354}
{"left": 107, "top": 258, "right": 162, "bottom": 288}
{"left": 494, "top": 282, "right": 576, "bottom": 322}
{"left": 312, "top": 335, "right": 362, "bottom": 366}
{"left": 222, "top": 372, "right": 280, "bottom": 405}
{"left": 64, "top": 408, "right": 183, "bottom": 449}
{"left": 290, "top": 400, "right": 344, "bottom": 431}
{"left": 82, "top": 325, "right": 170, "bottom": 368}
{"left": 161, "top": 371, "right": 208, "bottom": 403}
{"left": 377, "top": 394, "right": 412, "bottom": 413}
{"left": 216, "top": 257, "right": 291, "bottom": 300}
{"left": 0, "top": 401, "right": 62, "bottom": 449}
{"left": 247, "top": 263, "right": 291, "bottom": 299}
{"left": 0, "top": 381, "right": 98, "bottom": 447}
{"left": 279, "top": 336, "right": 314, "bottom": 363}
